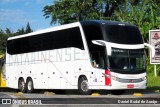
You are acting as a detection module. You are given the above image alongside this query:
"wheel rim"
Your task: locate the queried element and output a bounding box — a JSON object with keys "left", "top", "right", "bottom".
{"left": 27, "top": 81, "right": 32, "bottom": 91}
{"left": 81, "top": 80, "right": 88, "bottom": 92}
{"left": 19, "top": 81, "right": 25, "bottom": 91}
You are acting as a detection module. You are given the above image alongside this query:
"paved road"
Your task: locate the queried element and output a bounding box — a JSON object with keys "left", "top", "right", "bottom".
{"left": 0, "top": 93, "right": 13, "bottom": 107}
{"left": 0, "top": 91, "right": 160, "bottom": 107}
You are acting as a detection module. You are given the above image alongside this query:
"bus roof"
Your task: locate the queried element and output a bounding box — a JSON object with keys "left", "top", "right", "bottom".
{"left": 8, "top": 20, "right": 137, "bottom": 40}
{"left": 80, "top": 20, "right": 137, "bottom": 28}
{"left": 8, "top": 22, "right": 80, "bottom": 40}
{"left": 80, "top": 20, "right": 143, "bottom": 45}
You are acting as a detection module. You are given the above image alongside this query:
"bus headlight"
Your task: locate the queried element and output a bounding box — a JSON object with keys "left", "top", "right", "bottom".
{"left": 111, "top": 76, "right": 118, "bottom": 81}
{"left": 141, "top": 76, "right": 146, "bottom": 81}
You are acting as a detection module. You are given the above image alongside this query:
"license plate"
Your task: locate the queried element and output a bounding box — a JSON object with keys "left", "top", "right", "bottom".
{"left": 127, "top": 84, "right": 134, "bottom": 88}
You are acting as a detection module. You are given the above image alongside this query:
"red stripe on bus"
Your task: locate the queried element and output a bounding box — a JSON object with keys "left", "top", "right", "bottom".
{"left": 105, "top": 70, "right": 111, "bottom": 86}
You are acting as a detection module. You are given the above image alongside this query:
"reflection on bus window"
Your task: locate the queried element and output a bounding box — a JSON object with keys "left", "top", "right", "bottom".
{"left": 109, "top": 48, "right": 145, "bottom": 73}
{"left": 90, "top": 51, "right": 105, "bottom": 69}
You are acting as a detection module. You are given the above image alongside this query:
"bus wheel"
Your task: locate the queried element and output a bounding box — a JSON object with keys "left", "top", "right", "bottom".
{"left": 26, "top": 78, "right": 34, "bottom": 93}
{"left": 78, "top": 77, "right": 91, "bottom": 95}
{"left": 18, "top": 78, "right": 26, "bottom": 93}
{"left": 110, "top": 90, "right": 125, "bottom": 95}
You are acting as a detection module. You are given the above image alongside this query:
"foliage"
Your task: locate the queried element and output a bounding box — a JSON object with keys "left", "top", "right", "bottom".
{"left": 0, "top": 22, "right": 33, "bottom": 54}
{"left": 5, "top": 28, "right": 11, "bottom": 34}
{"left": 145, "top": 57, "right": 160, "bottom": 88}
{"left": 114, "top": 0, "right": 160, "bottom": 42}
{"left": 25, "top": 22, "right": 32, "bottom": 34}
{"left": 43, "top": 0, "right": 128, "bottom": 25}
{"left": 43, "top": 0, "right": 100, "bottom": 24}
{"left": 16, "top": 27, "right": 25, "bottom": 35}
{"left": 0, "top": 30, "right": 13, "bottom": 53}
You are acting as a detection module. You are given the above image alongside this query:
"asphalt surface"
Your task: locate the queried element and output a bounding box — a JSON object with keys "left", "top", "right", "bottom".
{"left": 0, "top": 93, "right": 12, "bottom": 107}
{"left": 0, "top": 90, "right": 160, "bottom": 107}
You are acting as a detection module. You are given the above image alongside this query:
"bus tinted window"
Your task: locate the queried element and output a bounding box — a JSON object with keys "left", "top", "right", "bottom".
{"left": 104, "top": 25, "right": 143, "bottom": 44}
{"left": 7, "top": 40, "right": 13, "bottom": 54}
{"left": 7, "top": 27, "right": 84, "bottom": 55}
{"left": 29, "top": 34, "right": 43, "bottom": 52}
{"left": 109, "top": 48, "right": 145, "bottom": 74}
{"left": 82, "top": 24, "right": 107, "bottom": 69}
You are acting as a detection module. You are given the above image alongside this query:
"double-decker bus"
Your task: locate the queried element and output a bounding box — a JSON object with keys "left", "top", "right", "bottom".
{"left": 5, "top": 20, "right": 154, "bottom": 95}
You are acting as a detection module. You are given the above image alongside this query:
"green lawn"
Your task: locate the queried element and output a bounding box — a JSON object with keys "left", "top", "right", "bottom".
{"left": 147, "top": 62, "right": 160, "bottom": 91}
{"left": 147, "top": 73, "right": 160, "bottom": 88}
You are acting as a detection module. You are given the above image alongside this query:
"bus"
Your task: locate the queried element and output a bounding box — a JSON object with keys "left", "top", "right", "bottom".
{"left": 5, "top": 20, "right": 155, "bottom": 95}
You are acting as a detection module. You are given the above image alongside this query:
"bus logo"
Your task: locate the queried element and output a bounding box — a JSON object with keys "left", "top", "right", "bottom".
{"left": 130, "top": 80, "right": 133, "bottom": 83}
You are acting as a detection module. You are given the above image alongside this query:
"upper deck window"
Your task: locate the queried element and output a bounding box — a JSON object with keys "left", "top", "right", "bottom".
{"left": 103, "top": 24, "right": 143, "bottom": 44}
{"left": 7, "top": 27, "right": 84, "bottom": 55}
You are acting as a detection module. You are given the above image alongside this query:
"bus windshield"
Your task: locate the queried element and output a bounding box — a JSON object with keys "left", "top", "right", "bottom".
{"left": 108, "top": 48, "right": 146, "bottom": 74}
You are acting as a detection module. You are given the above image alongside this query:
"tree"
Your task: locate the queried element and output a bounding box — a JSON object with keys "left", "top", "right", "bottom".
{"left": 0, "top": 29, "right": 10, "bottom": 53}
{"left": 43, "top": 0, "right": 142, "bottom": 25}
{"left": 0, "top": 29, "right": 4, "bottom": 34}
{"left": 17, "top": 27, "right": 25, "bottom": 35}
{"left": 5, "top": 28, "right": 11, "bottom": 34}
{"left": 25, "top": 22, "right": 32, "bottom": 34}
{"left": 114, "top": 0, "right": 160, "bottom": 42}
{"left": 0, "top": 24, "right": 33, "bottom": 54}
{"left": 43, "top": 0, "right": 103, "bottom": 25}
{"left": 103, "top": 0, "right": 126, "bottom": 18}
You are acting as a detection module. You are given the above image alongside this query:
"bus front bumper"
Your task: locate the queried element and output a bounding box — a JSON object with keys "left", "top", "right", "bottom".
{"left": 99, "top": 80, "right": 147, "bottom": 90}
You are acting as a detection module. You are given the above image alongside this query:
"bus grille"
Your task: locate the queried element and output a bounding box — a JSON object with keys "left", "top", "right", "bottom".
{"left": 116, "top": 78, "right": 144, "bottom": 83}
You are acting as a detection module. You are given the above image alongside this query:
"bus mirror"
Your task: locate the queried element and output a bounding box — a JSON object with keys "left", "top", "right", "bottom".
{"left": 92, "top": 40, "right": 112, "bottom": 56}
{"left": 144, "top": 43, "right": 155, "bottom": 58}
{"left": 92, "top": 40, "right": 105, "bottom": 46}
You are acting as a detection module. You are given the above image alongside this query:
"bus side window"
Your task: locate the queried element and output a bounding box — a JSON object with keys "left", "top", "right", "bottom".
{"left": 90, "top": 52, "right": 97, "bottom": 68}
{"left": 92, "top": 60, "right": 96, "bottom": 67}
{"left": 91, "top": 51, "right": 105, "bottom": 69}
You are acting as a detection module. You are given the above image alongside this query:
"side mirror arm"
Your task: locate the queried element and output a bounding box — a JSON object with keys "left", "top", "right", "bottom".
{"left": 144, "top": 43, "right": 155, "bottom": 58}
{"left": 92, "top": 40, "right": 112, "bottom": 56}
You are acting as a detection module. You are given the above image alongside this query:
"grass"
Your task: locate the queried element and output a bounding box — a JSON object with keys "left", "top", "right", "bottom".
{"left": 146, "top": 59, "right": 160, "bottom": 91}
{"left": 147, "top": 72, "right": 160, "bottom": 92}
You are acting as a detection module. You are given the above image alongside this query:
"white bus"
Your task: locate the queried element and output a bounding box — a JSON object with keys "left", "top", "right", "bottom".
{"left": 5, "top": 20, "right": 154, "bottom": 95}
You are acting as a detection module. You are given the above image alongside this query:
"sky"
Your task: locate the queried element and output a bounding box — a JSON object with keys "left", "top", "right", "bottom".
{"left": 0, "top": 0, "right": 56, "bottom": 32}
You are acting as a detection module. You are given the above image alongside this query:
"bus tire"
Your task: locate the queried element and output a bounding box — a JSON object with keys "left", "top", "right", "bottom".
{"left": 78, "top": 77, "right": 91, "bottom": 95}
{"left": 26, "top": 78, "right": 34, "bottom": 93}
{"left": 18, "top": 78, "right": 26, "bottom": 93}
